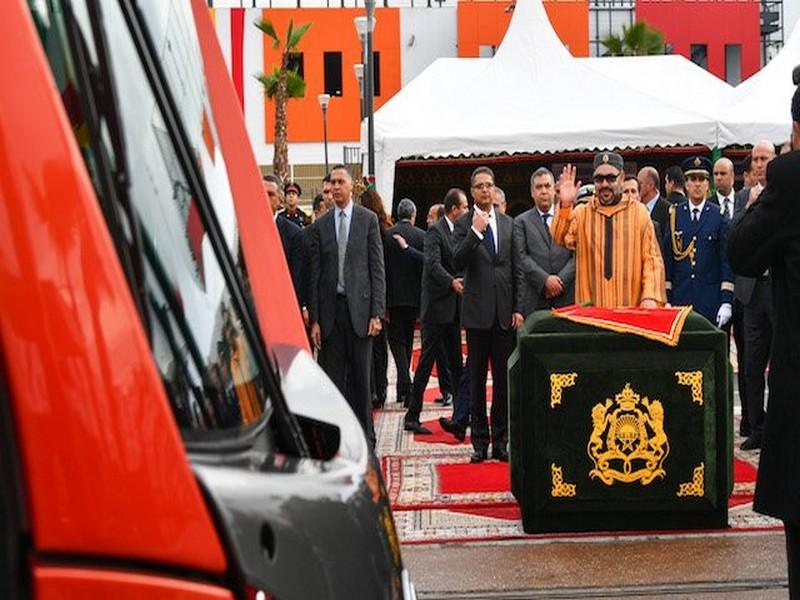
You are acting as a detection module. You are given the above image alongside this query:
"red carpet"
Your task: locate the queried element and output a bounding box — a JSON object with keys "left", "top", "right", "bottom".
{"left": 438, "top": 462, "right": 509, "bottom": 494}
{"left": 413, "top": 418, "right": 470, "bottom": 446}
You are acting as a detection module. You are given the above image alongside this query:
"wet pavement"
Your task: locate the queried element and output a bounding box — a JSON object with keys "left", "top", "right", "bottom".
{"left": 404, "top": 530, "right": 788, "bottom": 598}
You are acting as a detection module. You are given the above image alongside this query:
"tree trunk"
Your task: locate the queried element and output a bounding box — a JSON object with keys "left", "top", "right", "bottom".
{"left": 273, "top": 55, "right": 289, "bottom": 182}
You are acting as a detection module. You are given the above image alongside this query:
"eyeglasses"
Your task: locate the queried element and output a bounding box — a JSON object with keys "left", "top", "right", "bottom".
{"left": 592, "top": 173, "right": 620, "bottom": 184}
{"left": 471, "top": 181, "right": 495, "bottom": 190}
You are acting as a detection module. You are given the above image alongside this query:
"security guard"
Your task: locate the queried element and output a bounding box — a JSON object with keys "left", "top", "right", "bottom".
{"left": 664, "top": 156, "right": 734, "bottom": 326}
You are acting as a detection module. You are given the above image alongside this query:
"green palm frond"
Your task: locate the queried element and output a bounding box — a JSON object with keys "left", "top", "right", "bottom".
{"left": 288, "top": 22, "right": 312, "bottom": 50}
{"left": 601, "top": 21, "right": 665, "bottom": 56}
{"left": 254, "top": 19, "right": 279, "bottom": 49}
{"left": 256, "top": 67, "right": 307, "bottom": 99}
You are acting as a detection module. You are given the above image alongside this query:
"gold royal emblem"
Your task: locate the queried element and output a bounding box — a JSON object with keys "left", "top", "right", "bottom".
{"left": 694, "top": 156, "right": 702, "bottom": 167}
{"left": 602, "top": 153, "right": 610, "bottom": 163}
{"left": 588, "top": 383, "right": 669, "bottom": 486}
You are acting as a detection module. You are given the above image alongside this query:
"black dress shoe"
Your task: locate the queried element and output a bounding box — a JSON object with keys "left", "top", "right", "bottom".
{"left": 740, "top": 435, "right": 762, "bottom": 450}
{"left": 492, "top": 449, "right": 509, "bottom": 462}
{"left": 441, "top": 393, "right": 453, "bottom": 407}
{"left": 470, "top": 450, "right": 487, "bottom": 463}
{"left": 438, "top": 417, "right": 466, "bottom": 442}
{"left": 404, "top": 421, "right": 432, "bottom": 435}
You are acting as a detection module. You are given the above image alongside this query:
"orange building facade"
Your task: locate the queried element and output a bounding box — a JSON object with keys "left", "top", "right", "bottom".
{"left": 248, "top": 2, "right": 589, "bottom": 145}
{"left": 458, "top": 1, "right": 589, "bottom": 58}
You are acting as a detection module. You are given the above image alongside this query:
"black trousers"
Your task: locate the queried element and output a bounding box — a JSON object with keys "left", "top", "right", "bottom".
{"left": 466, "top": 323, "right": 513, "bottom": 454}
{"left": 787, "top": 521, "right": 800, "bottom": 599}
{"left": 371, "top": 326, "right": 388, "bottom": 404}
{"left": 435, "top": 338, "right": 454, "bottom": 397}
{"left": 406, "top": 320, "right": 462, "bottom": 424}
{"left": 319, "top": 296, "right": 375, "bottom": 444}
{"left": 743, "top": 279, "right": 773, "bottom": 439}
{"left": 731, "top": 299, "right": 748, "bottom": 433}
{"left": 387, "top": 306, "right": 417, "bottom": 399}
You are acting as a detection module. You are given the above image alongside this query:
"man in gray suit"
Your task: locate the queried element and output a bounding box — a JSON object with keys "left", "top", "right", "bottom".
{"left": 454, "top": 166, "right": 521, "bottom": 464}
{"left": 308, "top": 165, "right": 386, "bottom": 444}
{"left": 512, "top": 167, "right": 575, "bottom": 318}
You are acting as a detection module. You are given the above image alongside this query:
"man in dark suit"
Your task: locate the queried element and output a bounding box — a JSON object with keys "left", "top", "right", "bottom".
{"left": 638, "top": 166, "right": 671, "bottom": 253}
{"left": 663, "top": 165, "right": 686, "bottom": 205}
{"left": 664, "top": 156, "right": 734, "bottom": 326}
{"left": 308, "top": 165, "right": 385, "bottom": 443}
{"left": 384, "top": 198, "right": 425, "bottom": 405}
{"left": 404, "top": 189, "right": 469, "bottom": 434}
{"left": 732, "top": 140, "right": 776, "bottom": 450}
{"left": 453, "top": 166, "right": 520, "bottom": 463}
{"left": 713, "top": 158, "right": 736, "bottom": 220}
{"left": 513, "top": 167, "right": 575, "bottom": 317}
{"left": 263, "top": 175, "right": 307, "bottom": 313}
{"left": 728, "top": 79, "right": 800, "bottom": 596}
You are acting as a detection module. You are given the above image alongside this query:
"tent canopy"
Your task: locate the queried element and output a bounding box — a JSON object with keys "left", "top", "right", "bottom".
{"left": 370, "top": 0, "right": 796, "bottom": 208}
{"left": 718, "top": 26, "right": 800, "bottom": 146}
{"left": 371, "top": 0, "right": 720, "bottom": 205}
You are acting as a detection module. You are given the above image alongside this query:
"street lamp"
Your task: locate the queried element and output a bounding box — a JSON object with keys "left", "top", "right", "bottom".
{"left": 317, "top": 93, "right": 330, "bottom": 174}
{"left": 353, "top": 63, "right": 364, "bottom": 122}
{"left": 354, "top": 10, "right": 376, "bottom": 179}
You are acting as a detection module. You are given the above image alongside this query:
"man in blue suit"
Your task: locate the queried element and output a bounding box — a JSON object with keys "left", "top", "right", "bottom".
{"left": 664, "top": 156, "right": 734, "bottom": 326}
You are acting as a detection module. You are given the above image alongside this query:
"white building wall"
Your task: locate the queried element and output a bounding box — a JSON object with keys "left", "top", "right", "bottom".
{"left": 786, "top": 2, "right": 799, "bottom": 40}
{"left": 399, "top": 8, "right": 457, "bottom": 86}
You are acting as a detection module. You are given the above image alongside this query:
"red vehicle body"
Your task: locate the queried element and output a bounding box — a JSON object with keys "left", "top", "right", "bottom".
{"left": 0, "top": 1, "right": 412, "bottom": 598}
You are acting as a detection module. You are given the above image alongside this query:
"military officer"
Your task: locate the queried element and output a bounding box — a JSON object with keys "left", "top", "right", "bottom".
{"left": 664, "top": 156, "right": 734, "bottom": 326}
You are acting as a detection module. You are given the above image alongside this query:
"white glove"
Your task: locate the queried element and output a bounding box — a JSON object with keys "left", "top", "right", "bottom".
{"left": 716, "top": 302, "right": 732, "bottom": 327}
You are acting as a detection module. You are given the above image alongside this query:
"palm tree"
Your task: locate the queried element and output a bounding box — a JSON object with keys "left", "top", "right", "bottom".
{"left": 255, "top": 18, "right": 312, "bottom": 182}
{"left": 602, "top": 21, "right": 665, "bottom": 57}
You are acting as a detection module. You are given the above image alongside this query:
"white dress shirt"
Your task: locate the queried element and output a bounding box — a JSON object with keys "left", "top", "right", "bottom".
{"left": 716, "top": 192, "right": 734, "bottom": 219}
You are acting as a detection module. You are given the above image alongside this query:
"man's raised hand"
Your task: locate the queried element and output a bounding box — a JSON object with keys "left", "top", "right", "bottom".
{"left": 557, "top": 164, "right": 580, "bottom": 209}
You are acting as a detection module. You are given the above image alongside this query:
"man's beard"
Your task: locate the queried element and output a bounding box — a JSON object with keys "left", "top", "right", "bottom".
{"left": 598, "top": 191, "right": 621, "bottom": 206}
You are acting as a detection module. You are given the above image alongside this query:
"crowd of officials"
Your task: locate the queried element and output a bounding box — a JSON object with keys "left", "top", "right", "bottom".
{"left": 266, "top": 71, "right": 799, "bottom": 596}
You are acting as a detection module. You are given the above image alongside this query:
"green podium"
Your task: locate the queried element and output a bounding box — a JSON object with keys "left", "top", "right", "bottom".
{"left": 508, "top": 311, "right": 733, "bottom": 533}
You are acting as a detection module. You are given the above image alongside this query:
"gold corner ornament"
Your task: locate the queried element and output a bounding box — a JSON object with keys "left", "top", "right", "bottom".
{"left": 676, "top": 371, "right": 704, "bottom": 406}
{"left": 550, "top": 373, "right": 578, "bottom": 408}
{"left": 588, "top": 383, "right": 669, "bottom": 486}
{"left": 551, "top": 463, "right": 577, "bottom": 497}
{"left": 677, "top": 463, "right": 705, "bottom": 497}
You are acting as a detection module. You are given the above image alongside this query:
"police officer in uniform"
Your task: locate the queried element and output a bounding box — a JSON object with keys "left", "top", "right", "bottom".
{"left": 664, "top": 156, "right": 734, "bottom": 327}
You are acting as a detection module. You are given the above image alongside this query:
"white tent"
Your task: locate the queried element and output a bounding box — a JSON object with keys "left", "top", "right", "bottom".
{"left": 718, "top": 26, "right": 800, "bottom": 146}
{"left": 370, "top": 0, "right": 720, "bottom": 206}
{"left": 580, "top": 55, "right": 734, "bottom": 120}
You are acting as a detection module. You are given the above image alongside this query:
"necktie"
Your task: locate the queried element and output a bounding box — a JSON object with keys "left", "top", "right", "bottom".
{"left": 692, "top": 208, "right": 700, "bottom": 222}
{"left": 337, "top": 209, "right": 348, "bottom": 293}
{"left": 542, "top": 213, "right": 551, "bottom": 240}
{"left": 484, "top": 217, "right": 496, "bottom": 255}
{"left": 723, "top": 198, "right": 731, "bottom": 218}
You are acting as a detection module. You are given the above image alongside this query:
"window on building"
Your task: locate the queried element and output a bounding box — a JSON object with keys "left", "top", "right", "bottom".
{"left": 725, "top": 44, "right": 742, "bottom": 85}
{"left": 690, "top": 44, "right": 708, "bottom": 70}
{"left": 373, "top": 51, "right": 381, "bottom": 97}
{"left": 589, "top": 0, "right": 635, "bottom": 58}
{"left": 287, "top": 52, "right": 304, "bottom": 79}
{"left": 323, "top": 51, "right": 342, "bottom": 96}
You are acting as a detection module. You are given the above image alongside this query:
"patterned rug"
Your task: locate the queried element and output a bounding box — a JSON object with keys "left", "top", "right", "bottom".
{"left": 376, "top": 330, "right": 780, "bottom": 544}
